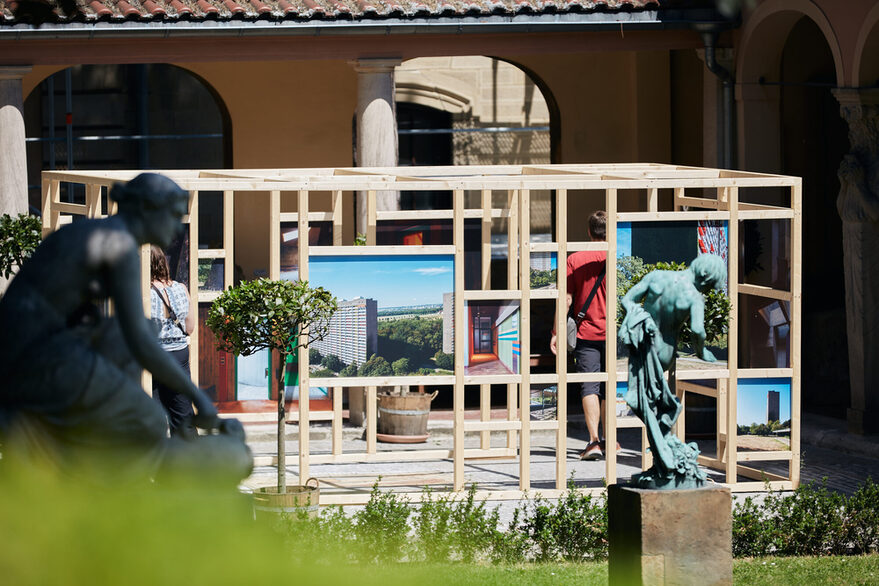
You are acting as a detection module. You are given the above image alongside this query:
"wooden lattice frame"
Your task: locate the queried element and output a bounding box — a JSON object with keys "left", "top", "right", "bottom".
{"left": 41, "top": 163, "right": 802, "bottom": 504}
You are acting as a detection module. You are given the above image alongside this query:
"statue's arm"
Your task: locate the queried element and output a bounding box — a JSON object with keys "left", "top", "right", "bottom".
{"left": 622, "top": 277, "right": 650, "bottom": 314}
{"left": 689, "top": 296, "right": 716, "bottom": 362}
{"left": 110, "top": 249, "right": 219, "bottom": 428}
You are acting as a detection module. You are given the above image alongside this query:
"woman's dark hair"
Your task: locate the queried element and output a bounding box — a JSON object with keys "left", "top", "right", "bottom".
{"left": 150, "top": 245, "right": 171, "bottom": 283}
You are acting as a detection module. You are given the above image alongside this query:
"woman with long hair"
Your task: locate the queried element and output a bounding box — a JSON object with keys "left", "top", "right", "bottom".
{"left": 150, "top": 245, "right": 196, "bottom": 438}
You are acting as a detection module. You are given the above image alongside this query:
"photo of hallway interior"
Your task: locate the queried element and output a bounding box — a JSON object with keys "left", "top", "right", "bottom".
{"left": 464, "top": 301, "right": 520, "bottom": 376}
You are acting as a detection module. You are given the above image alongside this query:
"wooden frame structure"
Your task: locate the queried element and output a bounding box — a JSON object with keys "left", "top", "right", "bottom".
{"left": 41, "top": 163, "right": 802, "bottom": 504}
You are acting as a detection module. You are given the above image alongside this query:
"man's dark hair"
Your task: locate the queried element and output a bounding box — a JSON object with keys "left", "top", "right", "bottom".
{"left": 588, "top": 210, "right": 606, "bottom": 241}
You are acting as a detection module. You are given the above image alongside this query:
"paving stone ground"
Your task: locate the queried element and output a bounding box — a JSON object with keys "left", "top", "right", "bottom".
{"left": 238, "top": 411, "right": 879, "bottom": 524}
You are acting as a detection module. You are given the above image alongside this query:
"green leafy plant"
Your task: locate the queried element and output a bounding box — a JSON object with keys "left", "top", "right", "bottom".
{"left": 0, "top": 213, "right": 41, "bottom": 280}
{"left": 516, "top": 479, "right": 608, "bottom": 562}
{"left": 353, "top": 481, "right": 413, "bottom": 563}
{"left": 732, "top": 478, "right": 879, "bottom": 557}
{"left": 206, "top": 278, "right": 337, "bottom": 491}
{"left": 617, "top": 255, "right": 732, "bottom": 347}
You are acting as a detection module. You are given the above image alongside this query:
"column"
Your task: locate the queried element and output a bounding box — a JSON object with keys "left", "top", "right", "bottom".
{"left": 350, "top": 58, "right": 401, "bottom": 236}
{"left": 0, "top": 66, "right": 32, "bottom": 218}
{"left": 833, "top": 88, "right": 879, "bottom": 434}
{"left": 0, "top": 66, "right": 32, "bottom": 294}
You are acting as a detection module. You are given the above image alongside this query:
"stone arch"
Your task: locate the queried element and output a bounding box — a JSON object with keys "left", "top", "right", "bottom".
{"left": 853, "top": 3, "right": 879, "bottom": 88}
{"left": 737, "top": 0, "right": 844, "bottom": 86}
{"left": 23, "top": 63, "right": 232, "bottom": 199}
{"left": 736, "top": 0, "right": 843, "bottom": 173}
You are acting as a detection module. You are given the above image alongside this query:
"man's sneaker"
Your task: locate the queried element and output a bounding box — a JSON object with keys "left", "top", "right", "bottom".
{"left": 579, "top": 441, "right": 603, "bottom": 461}
{"left": 599, "top": 440, "right": 622, "bottom": 454}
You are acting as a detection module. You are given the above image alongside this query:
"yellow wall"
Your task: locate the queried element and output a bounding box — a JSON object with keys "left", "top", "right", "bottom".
{"left": 180, "top": 60, "right": 357, "bottom": 278}
{"left": 22, "top": 52, "right": 678, "bottom": 277}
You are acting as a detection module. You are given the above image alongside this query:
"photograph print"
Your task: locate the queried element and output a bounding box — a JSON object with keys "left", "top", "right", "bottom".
{"left": 305, "top": 254, "right": 455, "bottom": 378}
{"left": 737, "top": 377, "right": 792, "bottom": 452}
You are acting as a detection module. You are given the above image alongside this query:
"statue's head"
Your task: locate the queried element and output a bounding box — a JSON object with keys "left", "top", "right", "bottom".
{"left": 110, "top": 173, "right": 188, "bottom": 248}
{"left": 690, "top": 254, "right": 726, "bottom": 292}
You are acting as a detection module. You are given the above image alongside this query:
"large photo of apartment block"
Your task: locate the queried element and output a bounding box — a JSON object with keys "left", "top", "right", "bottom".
{"left": 737, "top": 377, "right": 792, "bottom": 452}
{"left": 464, "top": 300, "right": 521, "bottom": 376}
{"left": 306, "top": 254, "right": 455, "bottom": 377}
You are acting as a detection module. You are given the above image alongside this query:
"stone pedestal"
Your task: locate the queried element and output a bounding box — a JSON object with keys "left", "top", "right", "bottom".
{"left": 608, "top": 484, "right": 732, "bottom": 586}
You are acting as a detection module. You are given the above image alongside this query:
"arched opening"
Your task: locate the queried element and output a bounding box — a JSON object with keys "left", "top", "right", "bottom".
{"left": 780, "top": 18, "right": 849, "bottom": 418}
{"left": 391, "top": 56, "right": 556, "bottom": 410}
{"left": 855, "top": 7, "right": 879, "bottom": 88}
{"left": 24, "top": 64, "right": 231, "bottom": 219}
{"left": 23, "top": 63, "right": 233, "bottom": 401}
{"left": 739, "top": 9, "right": 848, "bottom": 418}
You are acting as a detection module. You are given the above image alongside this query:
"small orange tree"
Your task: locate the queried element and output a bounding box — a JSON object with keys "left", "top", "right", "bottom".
{"left": 207, "top": 279, "right": 337, "bottom": 491}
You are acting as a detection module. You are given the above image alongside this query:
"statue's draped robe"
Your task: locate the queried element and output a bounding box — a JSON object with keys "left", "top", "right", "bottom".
{"left": 619, "top": 306, "right": 681, "bottom": 477}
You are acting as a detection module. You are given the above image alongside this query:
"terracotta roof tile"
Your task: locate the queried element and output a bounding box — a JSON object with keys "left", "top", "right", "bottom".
{"left": 1, "top": 0, "right": 663, "bottom": 24}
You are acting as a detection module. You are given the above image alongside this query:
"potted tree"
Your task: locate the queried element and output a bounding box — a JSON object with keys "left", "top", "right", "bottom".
{"left": 206, "top": 278, "right": 337, "bottom": 508}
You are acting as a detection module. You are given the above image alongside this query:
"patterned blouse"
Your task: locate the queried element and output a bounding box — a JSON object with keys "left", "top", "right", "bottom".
{"left": 150, "top": 281, "right": 190, "bottom": 352}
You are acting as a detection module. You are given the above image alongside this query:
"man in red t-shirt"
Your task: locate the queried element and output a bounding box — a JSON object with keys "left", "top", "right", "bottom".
{"left": 550, "top": 211, "right": 608, "bottom": 460}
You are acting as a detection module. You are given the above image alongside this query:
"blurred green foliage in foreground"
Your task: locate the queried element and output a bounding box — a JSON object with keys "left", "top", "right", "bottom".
{"left": 0, "top": 461, "right": 604, "bottom": 585}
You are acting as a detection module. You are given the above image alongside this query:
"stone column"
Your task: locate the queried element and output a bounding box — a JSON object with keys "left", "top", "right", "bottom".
{"left": 0, "top": 66, "right": 32, "bottom": 294}
{"left": 0, "top": 66, "right": 31, "bottom": 218}
{"left": 350, "top": 58, "right": 401, "bottom": 237}
{"left": 833, "top": 88, "right": 879, "bottom": 435}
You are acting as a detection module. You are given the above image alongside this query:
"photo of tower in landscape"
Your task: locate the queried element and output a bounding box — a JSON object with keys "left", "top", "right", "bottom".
{"left": 737, "top": 378, "right": 792, "bottom": 450}
{"left": 307, "top": 255, "right": 455, "bottom": 377}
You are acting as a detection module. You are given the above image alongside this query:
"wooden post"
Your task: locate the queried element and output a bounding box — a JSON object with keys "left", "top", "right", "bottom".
{"left": 790, "top": 179, "right": 802, "bottom": 487}
{"left": 188, "top": 191, "right": 199, "bottom": 386}
{"left": 506, "top": 189, "right": 519, "bottom": 450}
{"left": 454, "top": 188, "right": 466, "bottom": 490}
{"left": 481, "top": 189, "right": 492, "bottom": 450}
{"left": 223, "top": 190, "right": 234, "bottom": 288}
{"left": 605, "top": 188, "right": 618, "bottom": 484}
{"left": 519, "top": 188, "right": 531, "bottom": 490}
{"left": 298, "top": 189, "right": 311, "bottom": 483}
{"left": 555, "top": 188, "right": 568, "bottom": 489}
{"left": 726, "top": 186, "right": 739, "bottom": 484}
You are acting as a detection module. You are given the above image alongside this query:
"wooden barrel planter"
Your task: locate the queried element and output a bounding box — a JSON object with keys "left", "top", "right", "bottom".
{"left": 376, "top": 390, "right": 438, "bottom": 443}
{"left": 252, "top": 478, "right": 320, "bottom": 520}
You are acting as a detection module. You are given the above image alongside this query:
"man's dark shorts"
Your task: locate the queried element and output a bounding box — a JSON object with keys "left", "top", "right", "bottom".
{"left": 573, "top": 338, "right": 605, "bottom": 400}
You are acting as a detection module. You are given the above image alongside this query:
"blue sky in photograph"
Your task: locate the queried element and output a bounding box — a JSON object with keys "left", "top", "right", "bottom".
{"left": 738, "top": 378, "right": 791, "bottom": 426}
{"left": 617, "top": 223, "right": 632, "bottom": 257}
{"left": 308, "top": 255, "right": 454, "bottom": 308}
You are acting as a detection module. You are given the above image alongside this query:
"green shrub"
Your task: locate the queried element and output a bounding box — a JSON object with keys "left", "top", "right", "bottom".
{"left": 844, "top": 478, "right": 879, "bottom": 554}
{"left": 732, "top": 479, "right": 879, "bottom": 557}
{"left": 352, "top": 482, "right": 412, "bottom": 563}
{"left": 0, "top": 213, "right": 41, "bottom": 279}
{"left": 283, "top": 477, "right": 879, "bottom": 565}
{"left": 321, "top": 353, "right": 345, "bottom": 372}
{"left": 392, "top": 357, "right": 411, "bottom": 376}
{"left": 359, "top": 354, "right": 392, "bottom": 377}
{"left": 340, "top": 362, "right": 358, "bottom": 377}
{"left": 517, "top": 480, "right": 608, "bottom": 562}
{"left": 433, "top": 351, "right": 454, "bottom": 370}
